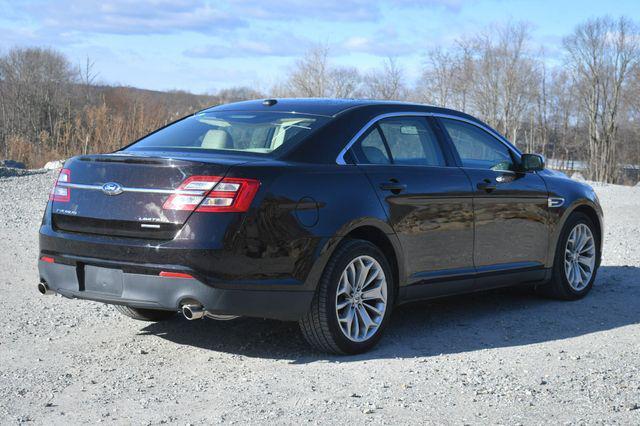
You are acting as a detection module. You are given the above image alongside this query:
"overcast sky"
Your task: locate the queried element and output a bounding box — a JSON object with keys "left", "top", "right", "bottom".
{"left": 1, "top": 0, "right": 638, "bottom": 94}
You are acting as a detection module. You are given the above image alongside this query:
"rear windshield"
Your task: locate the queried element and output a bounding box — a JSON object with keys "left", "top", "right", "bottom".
{"left": 125, "top": 111, "right": 329, "bottom": 155}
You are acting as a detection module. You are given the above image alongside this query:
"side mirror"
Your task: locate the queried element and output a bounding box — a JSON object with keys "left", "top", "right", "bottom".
{"left": 520, "top": 153, "right": 545, "bottom": 172}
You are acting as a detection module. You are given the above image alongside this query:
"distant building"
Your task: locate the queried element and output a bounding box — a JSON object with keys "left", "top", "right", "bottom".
{"left": 546, "top": 159, "right": 588, "bottom": 173}
{"left": 546, "top": 158, "right": 640, "bottom": 184}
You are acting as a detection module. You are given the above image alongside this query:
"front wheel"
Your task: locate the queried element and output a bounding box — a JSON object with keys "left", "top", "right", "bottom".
{"left": 537, "top": 212, "right": 600, "bottom": 300}
{"left": 299, "top": 239, "right": 394, "bottom": 354}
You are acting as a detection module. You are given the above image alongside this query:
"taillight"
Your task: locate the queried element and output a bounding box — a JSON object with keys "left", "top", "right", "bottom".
{"left": 159, "top": 271, "right": 194, "bottom": 279}
{"left": 40, "top": 256, "right": 55, "bottom": 263}
{"left": 49, "top": 168, "right": 71, "bottom": 202}
{"left": 162, "top": 175, "right": 260, "bottom": 213}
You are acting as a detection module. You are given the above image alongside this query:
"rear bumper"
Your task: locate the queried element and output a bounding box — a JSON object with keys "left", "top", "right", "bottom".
{"left": 39, "top": 222, "right": 322, "bottom": 292}
{"left": 38, "top": 260, "right": 314, "bottom": 321}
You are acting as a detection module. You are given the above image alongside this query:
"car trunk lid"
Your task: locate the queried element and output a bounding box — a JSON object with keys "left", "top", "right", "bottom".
{"left": 50, "top": 152, "right": 247, "bottom": 239}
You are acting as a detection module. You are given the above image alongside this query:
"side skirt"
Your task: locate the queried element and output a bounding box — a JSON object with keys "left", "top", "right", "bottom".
{"left": 399, "top": 266, "right": 551, "bottom": 304}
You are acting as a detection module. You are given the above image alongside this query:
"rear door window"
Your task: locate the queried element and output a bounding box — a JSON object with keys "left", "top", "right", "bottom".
{"left": 351, "top": 117, "right": 446, "bottom": 166}
{"left": 357, "top": 127, "right": 391, "bottom": 164}
{"left": 377, "top": 117, "right": 445, "bottom": 166}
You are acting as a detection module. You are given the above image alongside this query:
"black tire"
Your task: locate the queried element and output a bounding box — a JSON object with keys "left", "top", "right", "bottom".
{"left": 299, "top": 239, "right": 395, "bottom": 355}
{"left": 536, "top": 212, "right": 600, "bottom": 300}
{"left": 114, "top": 305, "right": 177, "bottom": 322}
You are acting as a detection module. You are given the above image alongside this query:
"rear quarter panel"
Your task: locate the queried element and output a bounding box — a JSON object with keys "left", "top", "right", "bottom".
{"left": 226, "top": 162, "right": 399, "bottom": 292}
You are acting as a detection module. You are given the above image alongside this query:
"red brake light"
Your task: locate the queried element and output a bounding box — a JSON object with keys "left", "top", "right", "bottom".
{"left": 163, "top": 175, "right": 260, "bottom": 213}
{"left": 49, "top": 168, "right": 71, "bottom": 202}
{"left": 159, "top": 271, "right": 194, "bottom": 279}
{"left": 40, "top": 256, "right": 55, "bottom": 263}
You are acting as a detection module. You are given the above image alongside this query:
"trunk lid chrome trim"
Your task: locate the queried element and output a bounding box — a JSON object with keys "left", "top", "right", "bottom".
{"left": 57, "top": 182, "right": 205, "bottom": 196}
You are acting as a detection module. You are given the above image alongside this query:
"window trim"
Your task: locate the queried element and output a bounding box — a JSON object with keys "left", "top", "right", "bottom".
{"left": 336, "top": 112, "right": 521, "bottom": 165}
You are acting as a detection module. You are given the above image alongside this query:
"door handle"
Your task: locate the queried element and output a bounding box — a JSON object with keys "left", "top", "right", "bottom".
{"left": 477, "top": 179, "right": 497, "bottom": 192}
{"left": 379, "top": 182, "right": 407, "bottom": 193}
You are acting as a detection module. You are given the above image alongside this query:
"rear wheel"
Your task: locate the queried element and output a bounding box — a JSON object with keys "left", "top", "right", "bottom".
{"left": 537, "top": 212, "right": 600, "bottom": 300}
{"left": 299, "top": 239, "right": 394, "bottom": 354}
{"left": 114, "top": 305, "right": 177, "bottom": 322}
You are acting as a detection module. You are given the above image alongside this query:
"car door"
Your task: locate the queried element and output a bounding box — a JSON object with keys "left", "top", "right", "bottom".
{"left": 437, "top": 117, "right": 549, "bottom": 274}
{"left": 348, "top": 115, "right": 475, "bottom": 284}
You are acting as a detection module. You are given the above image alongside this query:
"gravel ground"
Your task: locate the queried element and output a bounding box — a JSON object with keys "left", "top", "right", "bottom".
{"left": 0, "top": 171, "right": 639, "bottom": 425}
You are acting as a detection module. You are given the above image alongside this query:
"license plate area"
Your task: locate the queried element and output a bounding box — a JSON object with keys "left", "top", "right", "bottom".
{"left": 84, "top": 265, "right": 124, "bottom": 295}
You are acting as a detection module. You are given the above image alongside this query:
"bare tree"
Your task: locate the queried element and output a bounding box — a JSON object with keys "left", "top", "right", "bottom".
{"left": 0, "top": 46, "right": 217, "bottom": 166}
{"left": 0, "top": 47, "right": 78, "bottom": 158}
{"left": 420, "top": 22, "right": 539, "bottom": 145}
{"left": 2, "top": 17, "right": 640, "bottom": 183}
{"left": 564, "top": 16, "right": 640, "bottom": 182}
{"left": 285, "top": 45, "right": 362, "bottom": 98}
{"left": 78, "top": 56, "right": 98, "bottom": 103}
{"left": 216, "top": 86, "right": 264, "bottom": 104}
{"left": 79, "top": 57, "right": 98, "bottom": 87}
{"left": 469, "top": 22, "right": 539, "bottom": 144}
{"left": 363, "top": 57, "right": 407, "bottom": 100}
{"left": 328, "top": 67, "right": 362, "bottom": 98}
{"left": 288, "top": 46, "right": 331, "bottom": 97}
{"left": 420, "top": 48, "right": 457, "bottom": 106}
{"left": 625, "top": 66, "right": 640, "bottom": 174}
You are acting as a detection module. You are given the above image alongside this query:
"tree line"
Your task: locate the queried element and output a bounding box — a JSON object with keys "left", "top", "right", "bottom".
{"left": 1, "top": 16, "right": 639, "bottom": 184}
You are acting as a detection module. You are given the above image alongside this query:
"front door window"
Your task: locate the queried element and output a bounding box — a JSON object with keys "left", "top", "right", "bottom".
{"left": 440, "top": 118, "right": 514, "bottom": 171}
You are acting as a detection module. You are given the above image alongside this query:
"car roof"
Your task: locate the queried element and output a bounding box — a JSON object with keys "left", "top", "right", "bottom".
{"left": 204, "top": 98, "right": 469, "bottom": 118}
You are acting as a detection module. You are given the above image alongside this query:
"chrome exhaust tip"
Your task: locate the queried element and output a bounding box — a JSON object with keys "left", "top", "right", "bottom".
{"left": 182, "top": 304, "right": 205, "bottom": 320}
{"left": 38, "top": 282, "right": 54, "bottom": 295}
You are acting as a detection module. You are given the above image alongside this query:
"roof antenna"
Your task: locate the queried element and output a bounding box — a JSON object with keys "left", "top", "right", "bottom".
{"left": 262, "top": 99, "right": 277, "bottom": 106}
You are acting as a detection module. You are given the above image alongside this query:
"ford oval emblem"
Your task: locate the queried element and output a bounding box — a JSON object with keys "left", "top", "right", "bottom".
{"left": 102, "top": 182, "right": 124, "bottom": 196}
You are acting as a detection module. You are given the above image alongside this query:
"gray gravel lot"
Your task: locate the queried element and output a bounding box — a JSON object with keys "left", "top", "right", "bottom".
{"left": 0, "top": 171, "right": 639, "bottom": 424}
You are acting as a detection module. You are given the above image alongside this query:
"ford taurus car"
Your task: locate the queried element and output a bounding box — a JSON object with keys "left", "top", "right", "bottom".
{"left": 38, "top": 99, "right": 603, "bottom": 354}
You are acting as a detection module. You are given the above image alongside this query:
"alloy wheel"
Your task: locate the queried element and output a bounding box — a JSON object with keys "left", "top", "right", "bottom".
{"left": 335, "top": 255, "right": 388, "bottom": 342}
{"left": 564, "top": 223, "right": 596, "bottom": 291}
